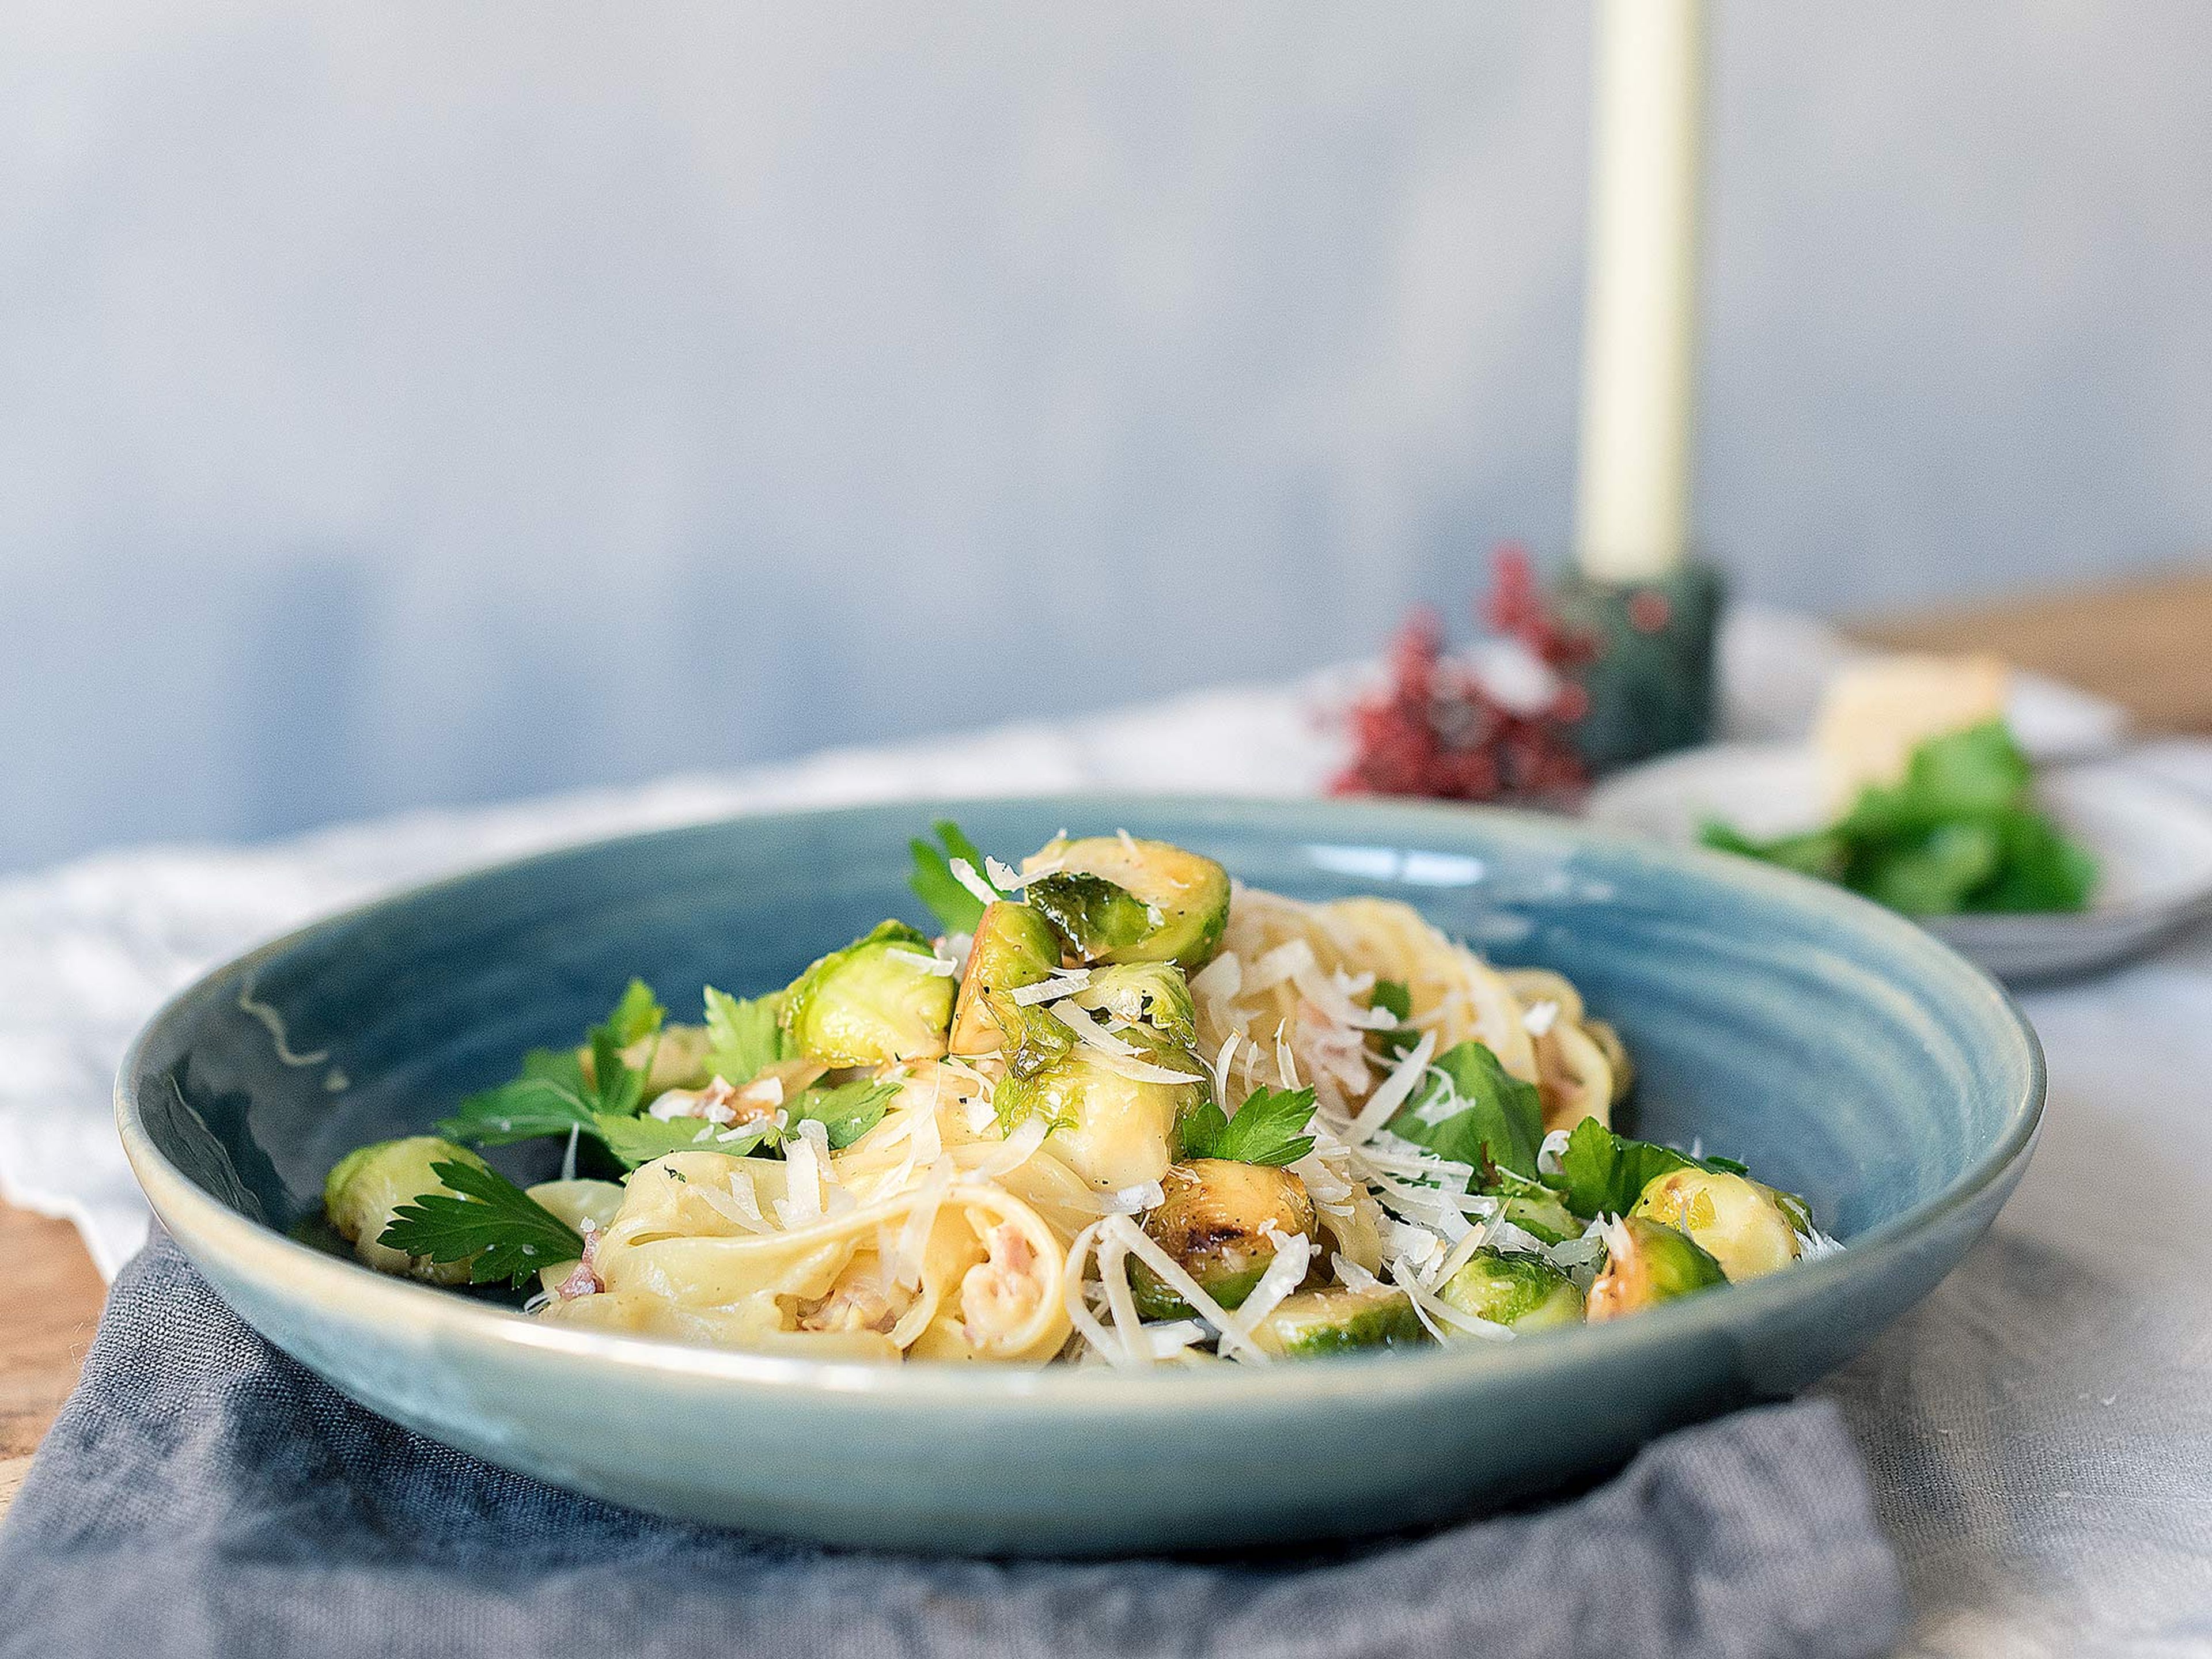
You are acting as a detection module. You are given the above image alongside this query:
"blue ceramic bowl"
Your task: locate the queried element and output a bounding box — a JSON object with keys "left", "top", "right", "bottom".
{"left": 118, "top": 796, "right": 2041, "bottom": 1555}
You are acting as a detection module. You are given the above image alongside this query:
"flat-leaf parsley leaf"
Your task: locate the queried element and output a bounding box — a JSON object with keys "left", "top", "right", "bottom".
{"left": 379, "top": 1160, "right": 585, "bottom": 1288}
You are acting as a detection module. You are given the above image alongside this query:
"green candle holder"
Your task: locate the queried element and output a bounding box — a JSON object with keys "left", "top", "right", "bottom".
{"left": 1551, "top": 559, "right": 1725, "bottom": 774}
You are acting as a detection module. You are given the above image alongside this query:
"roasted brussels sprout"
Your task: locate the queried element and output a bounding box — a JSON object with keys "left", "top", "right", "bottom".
{"left": 1249, "top": 1286, "right": 1434, "bottom": 1358}
{"left": 1585, "top": 1216, "right": 1726, "bottom": 1321}
{"left": 782, "top": 921, "right": 954, "bottom": 1066}
{"left": 948, "top": 900, "right": 1062, "bottom": 1056}
{"left": 1437, "top": 1247, "right": 1584, "bottom": 1332}
{"left": 524, "top": 1177, "right": 627, "bottom": 1236}
{"left": 1630, "top": 1166, "right": 1802, "bottom": 1282}
{"left": 323, "top": 1136, "right": 490, "bottom": 1284}
{"left": 1024, "top": 835, "right": 1230, "bottom": 969}
{"left": 993, "top": 1033, "right": 1207, "bottom": 1191}
{"left": 983, "top": 988, "right": 1079, "bottom": 1078}
{"left": 1068, "top": 962, "right": 1198, "bottom": 1049}
{"left": 1491, "top": 1176, "right": 1579, "bottom": 1245}
{"left": 1129, "top": 1159, "right": 1317, "bottom": 1320}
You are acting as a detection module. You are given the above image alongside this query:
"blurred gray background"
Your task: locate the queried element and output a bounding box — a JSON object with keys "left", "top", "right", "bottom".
{"left": 6, "top": 1, "right": 2209, "bottom": 872}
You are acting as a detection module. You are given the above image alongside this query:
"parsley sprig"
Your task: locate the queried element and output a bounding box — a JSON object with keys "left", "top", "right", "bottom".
{"left": 379, "top": 1160, "right": 585, "bottom": 1288}
{"left": 440, "top": 976, "right": 899, "bottom": 1168}
{"left": 1541, "top": 1117, "right": 1800, "bottom": 1226}
{"left": 702, "top": 986, "right": 793, "bottom": 1085}
{"left": 1179, "top": 1085, "right": 1317, "bottom": 1168}
{"left": 908, "top": 819, "right": 1005, "bottom": 935}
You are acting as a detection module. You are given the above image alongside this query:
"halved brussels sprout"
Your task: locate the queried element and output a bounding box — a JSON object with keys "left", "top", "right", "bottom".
{"left": 1630, "top": 1166, "right": 1801, "bottom": 1282}
{"left": 1068, "top": 963, "right": 1198, "bottom": 1049}
{"left": 1024, "top": 836, "right": 1230, "bottom": 969}
{"left": 1488, "top": 1175, "right": 1578, "bottom": 1245}
{"left": 782, "top": 921, "right": 954, "bottom": 1066}
{"left": 323, "top": 1135, "right": 489, "bottom": 1284}
{"left": 983, "top": 987, "right": 1079, "bottom": 1079}
{"left": 1130, "top": 1159, "right": 1316, "bottom": 1320}
{"left": 1585, "top": 1216, "right": 1726, "bottom": 1321}
{"left": 993, "top": 1033, "right": 1207, "bottom": 1191}
{"left": 949, "top": 900, "right": 1062, "bottom": 1056}
{"left": 1249, "top": 1286, "right": 1434, "bottom": 1358}
{"left": 1437, "top": 1247, "right": 1584, "bottom": 1332}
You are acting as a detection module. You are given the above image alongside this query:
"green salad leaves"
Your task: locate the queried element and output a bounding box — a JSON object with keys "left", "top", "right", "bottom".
{"left": 1702, "top": 720, "right": 2095, "bottom": 915}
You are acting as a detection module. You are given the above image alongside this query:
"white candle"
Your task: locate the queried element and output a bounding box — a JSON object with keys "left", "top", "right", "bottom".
{"left": 1573, "top": 0, "right": 1705, "bottom": 583}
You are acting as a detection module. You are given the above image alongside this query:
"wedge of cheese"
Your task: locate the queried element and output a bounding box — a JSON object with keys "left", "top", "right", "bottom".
{"left": 1813, "top": 654, "right": 2010, "bottom": 810}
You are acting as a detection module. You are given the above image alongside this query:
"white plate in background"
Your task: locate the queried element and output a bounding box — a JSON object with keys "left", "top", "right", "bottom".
{"left": 1586, "top": 742, "right": 2212, "bottom": 983}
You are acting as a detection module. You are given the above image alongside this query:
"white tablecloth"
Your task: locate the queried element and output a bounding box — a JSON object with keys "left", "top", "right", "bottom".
{"left": 3, "top": 609, "right": 2206, "bottom": 1656}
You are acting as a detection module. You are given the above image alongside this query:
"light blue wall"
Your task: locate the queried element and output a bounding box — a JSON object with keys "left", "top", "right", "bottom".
{"left": 6, "top": 2, "right": 2209, "bottom": 870}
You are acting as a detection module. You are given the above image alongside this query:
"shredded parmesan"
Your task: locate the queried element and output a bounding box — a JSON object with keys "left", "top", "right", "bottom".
{"left": 1344, "top": 1029, "right": 1436, "bottom": 1143}
{"left": 1009, "top": 971, "right": 1088, "bottom": 1005}
{"left": 1332, "top": 1252, "right": 1381, "bottom": 1293}
{"left": 887, "top": 946, "right": 959, "bottom": 977}
{"left": 1102, "top": 1179, "right": 1166, "bottom": 1215}
{"left": 1211, "top": 1032, "right": 1240, "bottom": 1108}
{"left": 948, "top": 857, "right": 999, "bottom": 907}
{"left": 1537, "top": 1127, "right": 1572, "bottom": 1176}
{"left": 1191, "top": 952, "right": 1243, "bottom": 1003}
{"left": 1221, "top": 1229, "right": 1312, "bottom": 1348}
{"left": 1100, "top": 1216, "right": 1272, "bottom": 1364}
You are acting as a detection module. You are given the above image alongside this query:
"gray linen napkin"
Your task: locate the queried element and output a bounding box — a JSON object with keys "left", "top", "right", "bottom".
{"left": 0, "top": 1232, "right": 1903, "bottom": 1659}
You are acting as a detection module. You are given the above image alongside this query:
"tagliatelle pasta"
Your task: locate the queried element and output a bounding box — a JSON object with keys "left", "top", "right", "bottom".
{"left": 325, "top": 824, "right": 1839, "bottom": 1368}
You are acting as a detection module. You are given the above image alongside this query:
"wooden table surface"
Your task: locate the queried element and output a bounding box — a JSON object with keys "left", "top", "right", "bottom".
{"left": 2, "top": 563, "right": 2206, "bottom": 1521}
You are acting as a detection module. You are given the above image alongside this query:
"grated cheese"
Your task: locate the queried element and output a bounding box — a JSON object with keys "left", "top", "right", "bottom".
{"left": 948, "top": 857, "right": 999, "bottom": 907}
{"left": 1344, "top": 1029, "right": 1436, "bottom": 1143}
{"left": 1220, "top": 1229, "right": 1312, "bottom": 1348}
{"left": 887, "top": 946, "right": 959, "bottom": 978}
{"left": 1100, "top": 1215, "right": 1272, "bottom": 1365}
{"left": 1191, "top": 952, "right": 1243, "bottom": 1004}
{"left": 1537, "top": 1127, "right": 1573, "bottom": 1176}
{"left": 1210, "top": 1032, "right": 1240, "bottom": 1109}
{"left": 1009, "top": 970, "right": 1088, "bottom": 1006}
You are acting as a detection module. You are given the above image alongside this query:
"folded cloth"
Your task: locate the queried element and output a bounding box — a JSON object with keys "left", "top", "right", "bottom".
{"left": 0, "top": 1232, "right": 1903, "bottom": 1659}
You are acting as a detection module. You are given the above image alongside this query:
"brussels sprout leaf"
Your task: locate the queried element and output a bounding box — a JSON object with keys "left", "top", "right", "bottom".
{"left": 702, "top": 986, "right": 793, "bottom": 1085}
{"left": 1388, "top": 1040, "right": 1543, "bottom": 1179}
{"left": 380, "top": 1160, "right": 585, "bottom": 1289}
{"left": 1180, "top": 1085, "right": 1317, "bottom": 1168}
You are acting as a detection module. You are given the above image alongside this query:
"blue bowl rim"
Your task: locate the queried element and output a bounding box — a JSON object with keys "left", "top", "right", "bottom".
{"left": 116, "top": 790, "right": 2046, "bottom": 1412}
